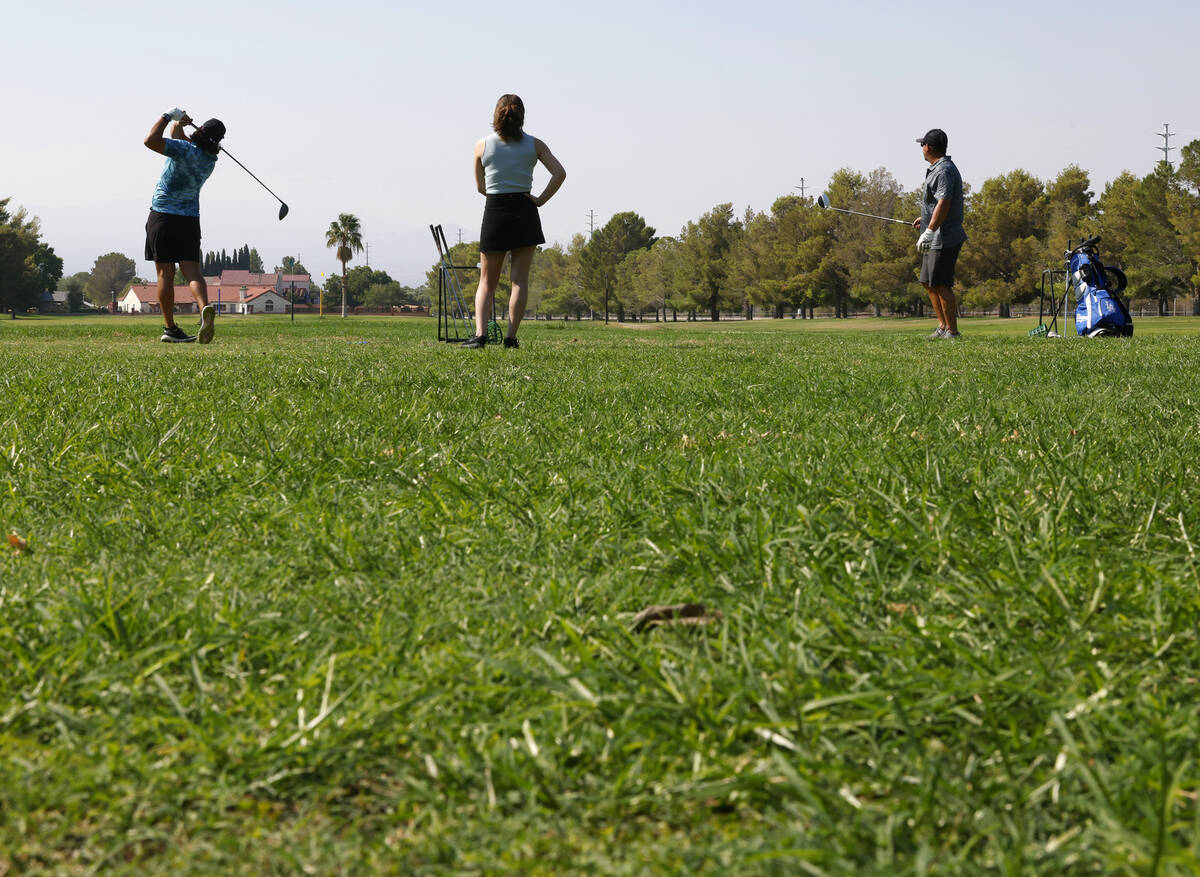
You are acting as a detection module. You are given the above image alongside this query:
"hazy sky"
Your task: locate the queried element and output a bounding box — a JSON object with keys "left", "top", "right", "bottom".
{"left": 5, "top": 0, "right": 1196, "bottom": 286}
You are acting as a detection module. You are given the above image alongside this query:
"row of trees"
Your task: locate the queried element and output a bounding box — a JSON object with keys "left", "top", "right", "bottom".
{"left": 322, "top": 213, "right": 429, "bottom": 314}
{"left": 0, "top": 198, "right": 63, "bottom": 314}
{"left": 13, "top": 246, "right": 325, "bottom": 314}
{"left": 427, "top": 142, "right": 1200, "bottom": 321}
{"left": 203, "top": 245, "right": 264, "bottom": 275}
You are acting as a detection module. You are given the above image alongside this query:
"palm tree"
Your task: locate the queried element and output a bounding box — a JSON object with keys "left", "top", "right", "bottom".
{"left": 325, "top": 214, "right": 364, "bottom": 318}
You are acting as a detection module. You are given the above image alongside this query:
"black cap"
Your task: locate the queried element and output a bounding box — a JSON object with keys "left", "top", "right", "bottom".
{"left": 197, "top": 118, "right": 226, "bottom": 142}
{"left": 916, "top": 128, "right": 948, "bottom": 153}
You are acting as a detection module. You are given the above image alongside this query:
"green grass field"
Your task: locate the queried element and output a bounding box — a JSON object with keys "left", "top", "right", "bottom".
{"left": 3, "top": 314, "right": 1199, "bottom": 875}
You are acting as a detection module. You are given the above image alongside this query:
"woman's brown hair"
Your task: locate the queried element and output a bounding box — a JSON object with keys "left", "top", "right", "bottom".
{"left": 492, "top": 94, "right": 525, "bottom": 142}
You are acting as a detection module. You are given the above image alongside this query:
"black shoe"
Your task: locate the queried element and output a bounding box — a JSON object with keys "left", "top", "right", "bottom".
{"left": 161, "top": 326, "right": 196, "bottom": 343}
{"left": 503, "top": 337, "right": 519, "bottom": 349}
{"left": 459, "top": 334, "right": 486, "bottom": 349}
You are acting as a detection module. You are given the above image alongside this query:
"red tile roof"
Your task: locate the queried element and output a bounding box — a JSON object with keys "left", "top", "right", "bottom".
{"left": 238, "top": 286, "right": 284, "bottom": 302}
{"left": 218, "top": 271, "right": 275, "bottom": 286}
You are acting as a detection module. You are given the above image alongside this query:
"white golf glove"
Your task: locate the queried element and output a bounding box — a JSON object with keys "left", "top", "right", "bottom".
{"left": 165, "top": 107, "right": 186, "bottom": 122}
{"left": 916, "top": 228, "right": 935, "bottom": 253}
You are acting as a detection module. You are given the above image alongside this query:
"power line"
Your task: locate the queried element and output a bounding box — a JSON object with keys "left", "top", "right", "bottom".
{"left": 1156, "top": 123, "right": 1176, "bottom": 168}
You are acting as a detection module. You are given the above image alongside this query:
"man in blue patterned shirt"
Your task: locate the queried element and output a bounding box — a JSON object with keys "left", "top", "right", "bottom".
{"left": 143, "top": 108, "right": 224, "bottom": 343}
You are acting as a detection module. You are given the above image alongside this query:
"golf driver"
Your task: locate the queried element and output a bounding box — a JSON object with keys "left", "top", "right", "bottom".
{"left": 814, "top": 193, "right": 909, "bottom": 226}
{"left": 187, "top": 121, "right": 289, "bottom": 220}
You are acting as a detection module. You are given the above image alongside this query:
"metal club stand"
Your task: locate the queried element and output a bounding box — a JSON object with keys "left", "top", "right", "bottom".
{"left": 1036, "top": 267, "right": 1070, "bottom": 337}
{"left": 431, "top": 224, "right": 474, "bottom": 343}
{"left": 430, "top": 224, "right": 497, "bottom": 343}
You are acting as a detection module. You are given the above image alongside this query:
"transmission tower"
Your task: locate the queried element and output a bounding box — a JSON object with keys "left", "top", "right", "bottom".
{"left": 587, "top": 210, "right": 597, "bottom": 236}
{"left": 1156, "top": 123, "right": 1176, "bottom": 168}
{"left": 794, "top": 178, "right": 807, "bottom": 198}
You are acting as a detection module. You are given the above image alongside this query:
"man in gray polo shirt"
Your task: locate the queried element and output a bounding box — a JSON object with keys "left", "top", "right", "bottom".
{"left": 912, "top": 128, "right": 967, "bottom": 339}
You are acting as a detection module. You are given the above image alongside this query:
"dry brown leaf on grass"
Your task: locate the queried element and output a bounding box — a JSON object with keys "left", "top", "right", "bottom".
{"left": 632, "top": 603, "right": 722, "bottom": 633}
{"left": 8, "top": 532, "right": 30, "bottom": 555}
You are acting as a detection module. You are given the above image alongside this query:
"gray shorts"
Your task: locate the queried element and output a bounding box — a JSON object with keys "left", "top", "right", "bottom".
{"left": 920, "top": 245, "right": 961, "bottom": 288}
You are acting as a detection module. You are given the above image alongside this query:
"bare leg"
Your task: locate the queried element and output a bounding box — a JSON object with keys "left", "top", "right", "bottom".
{"left": 475, "top": 251, "right": 506, "bottom": 337}
{"left": 179, "top": 261, "right": 209, "bottom": 308}
{"left": 506, "top": 246, "right": 536, "bottom": 339}
{"left": 934, "top": 286, "right": 958, "bottom": 333}
{"left": 922, "top": 282, "right": 946, "bottom": 329}
{"left": 157, "top": 262, "right": 177, "bottom": 326}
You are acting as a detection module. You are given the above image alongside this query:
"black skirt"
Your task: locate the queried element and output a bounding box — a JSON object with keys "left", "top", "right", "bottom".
{"left": 145, "top": 210, "right": 202, "bottom": 263}
{"left": 479, "top": 193, "right": 545, "bottom": 253}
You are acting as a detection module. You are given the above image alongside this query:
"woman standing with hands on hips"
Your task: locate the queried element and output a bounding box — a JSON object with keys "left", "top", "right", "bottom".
{"left": 461, "top": 94, "right": 566, "bottom": 349}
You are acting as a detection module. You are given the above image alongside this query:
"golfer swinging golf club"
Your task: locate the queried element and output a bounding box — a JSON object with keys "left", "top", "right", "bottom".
{"left": 143, "top": 108, "right": 222, "bottom": 343}
{"left": 461, "top": 94, "right": 566, "bottom": 349}
{"left": 913, "top": 128, "right": 967, "bottom": 339}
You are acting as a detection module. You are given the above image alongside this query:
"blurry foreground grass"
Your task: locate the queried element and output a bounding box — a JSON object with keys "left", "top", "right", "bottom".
{"left": 1, "top": 315, "right": 1199, "bottom": 874}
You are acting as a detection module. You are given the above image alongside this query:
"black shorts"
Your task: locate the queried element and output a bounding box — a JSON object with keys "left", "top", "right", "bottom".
{"left": 145, "top": 210, "right": 202, "bottom": 264}
{"left": 919, "top": 245, "right": 961, "bottom": 288}
{"left": 479, "top": 193, "right": 545, "bottom": 253}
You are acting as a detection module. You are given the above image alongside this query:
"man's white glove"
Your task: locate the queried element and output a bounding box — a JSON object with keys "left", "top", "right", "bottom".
{"left": 916, "top": 228, "right": 935, "bottom": 253}
{"left": 165, "top": 107, "right": 186, "bottom": 122}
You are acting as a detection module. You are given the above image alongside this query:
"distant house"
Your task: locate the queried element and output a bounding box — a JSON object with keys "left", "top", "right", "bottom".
{"left": 218, "top": 271, "right": 311, "bottom": 298}
{"left": 213, "top": 284, "right": 292, "bottom": 314}
{"left": 120, "top": 283, "right": 293, "bottom": 315}
{"left": 117, "top": 270, "right": 310, "bottom": 315}
{"left": 119, "top": 285, "right": 198, "bottom": 314}
{"left": 240, "top": 288, "right": 293, "bottom": 314}
{"left": 38, "top": 291, "right": 70, "bottom": 313}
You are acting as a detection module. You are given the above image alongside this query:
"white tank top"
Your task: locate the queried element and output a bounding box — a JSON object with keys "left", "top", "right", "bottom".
{"left": 482, "top": 132, "right": 537, "bottom": 194}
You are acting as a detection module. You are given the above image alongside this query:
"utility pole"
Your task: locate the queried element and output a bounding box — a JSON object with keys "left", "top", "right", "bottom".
{"left": 587, "top": 210, "right": 597, "bottom": 236}
{"left": 1156, "top": 123, "right": 1176, "bottom": 168}
{"left": 794, "top": 178, "right": 807, "bottom": 198}
{"left": 457, "top": 228, "right": 463, "bottom": 245}
{"left": 365, "top": 242, "right": 370, "bottom": 267}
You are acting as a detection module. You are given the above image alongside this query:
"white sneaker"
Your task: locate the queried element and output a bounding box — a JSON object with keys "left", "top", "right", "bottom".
{"left": 197, "top": 305, "right": 216, "bottom": 344}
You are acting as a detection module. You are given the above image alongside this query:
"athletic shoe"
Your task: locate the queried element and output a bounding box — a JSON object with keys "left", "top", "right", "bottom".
{"left": 459, "top": 334, "right": 486, "bottom": 349}
{"left": 928, "top": 327, "right": 947, "bottom": 340}
{"left": 160, "top": 326, "right": 196, "bottom": 343}
{"left": 945, "top": 330, "right": 962, "bottom": 339}
{"left": 197, "top": 305, "right": 216, "bottom": 344}
{"left": 503, "top": 337, "right": 519, "bottom": 349}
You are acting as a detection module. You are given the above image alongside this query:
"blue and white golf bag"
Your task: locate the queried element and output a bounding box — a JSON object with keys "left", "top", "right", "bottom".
{"left": 1071, "top": 237, "right": 1132, "bottom": 337}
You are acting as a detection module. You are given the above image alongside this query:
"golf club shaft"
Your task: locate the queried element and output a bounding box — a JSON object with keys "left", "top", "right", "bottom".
{"left": 185, "top": 121, "right": 285, "bottom": 207}
{"left": 826, "top": 206, "right": 910, "bottom": 225}
{"left": 218, "top": 147, "right": 285, "bottom": 207}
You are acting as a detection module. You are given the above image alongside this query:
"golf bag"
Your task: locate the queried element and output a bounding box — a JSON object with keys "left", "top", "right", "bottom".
{"left": 1071, "top": 237, "right": 1132, "bottom": 337}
